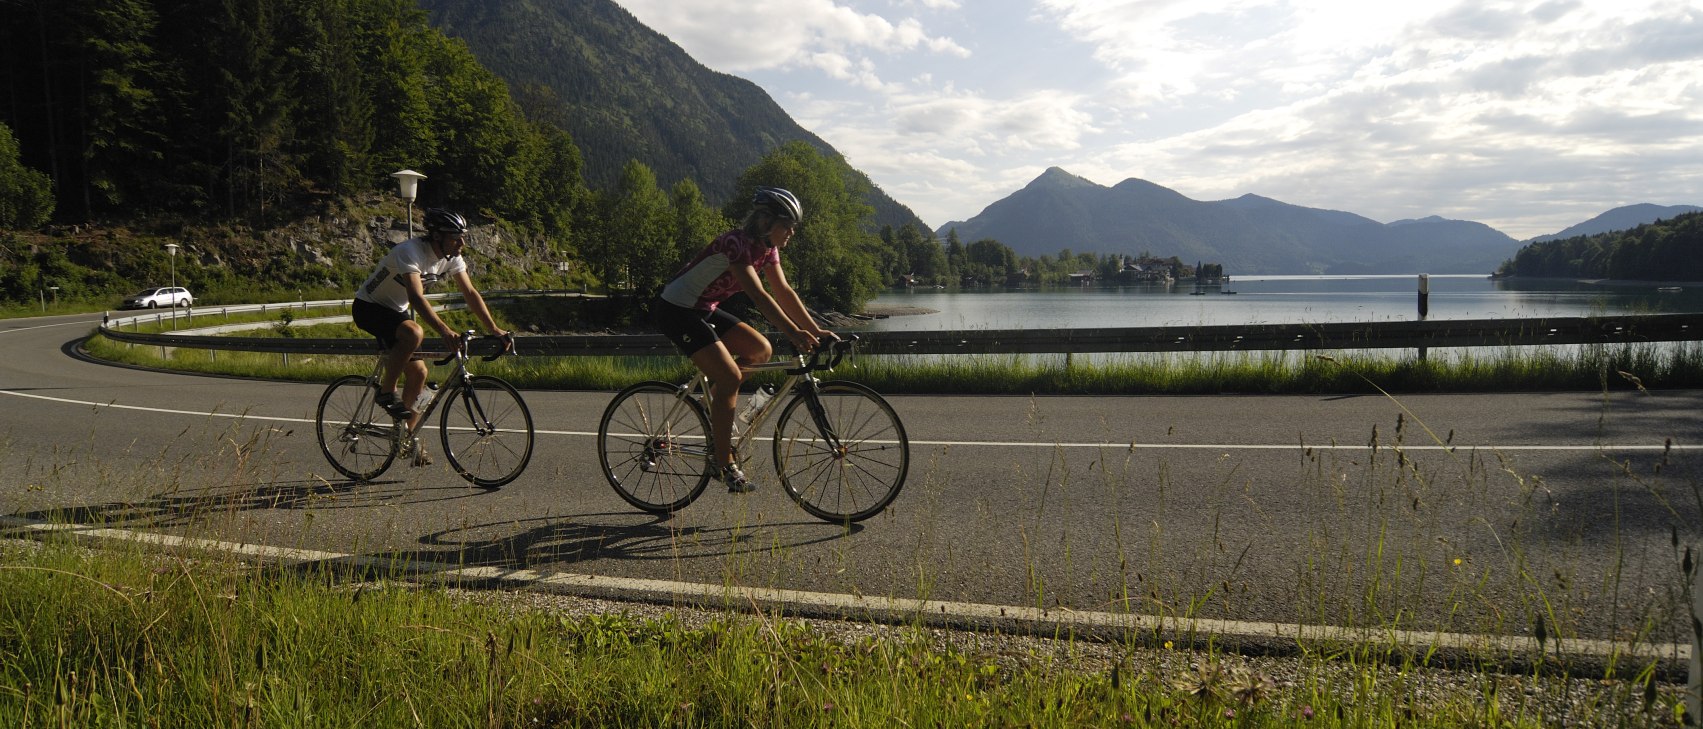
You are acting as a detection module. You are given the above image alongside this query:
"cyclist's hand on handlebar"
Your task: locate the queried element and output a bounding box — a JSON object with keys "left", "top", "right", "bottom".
{"left": 441, "top": 332, "right": 463, "bottom": 354}
{"left": 492, "top": 330, "right": 514, "bottom": 354}
{"left": 788, "top": 328, "right": 819, "bottom": 353}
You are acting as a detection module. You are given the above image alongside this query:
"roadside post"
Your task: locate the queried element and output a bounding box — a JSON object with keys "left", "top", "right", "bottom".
{"left": 1417, "top": 273, "right": 1430, "bottom": 361}
{"left": 1690, "top": 545, "right": 1700, "bottom": 725}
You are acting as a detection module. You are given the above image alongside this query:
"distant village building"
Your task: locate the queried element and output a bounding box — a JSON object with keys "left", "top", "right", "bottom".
{"left": 1115, "top": 257, "right": 1175, "bottom": 284}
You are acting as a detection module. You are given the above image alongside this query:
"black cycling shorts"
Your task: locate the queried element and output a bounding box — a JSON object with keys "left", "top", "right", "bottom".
{"left": 653, "top": 299, "right": 742, "bottom": 357}
{"left": 352, "top": 297, "right": 414, "bottom": 350}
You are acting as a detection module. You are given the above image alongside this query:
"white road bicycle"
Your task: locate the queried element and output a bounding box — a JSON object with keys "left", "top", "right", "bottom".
{"left": 596, "top": 336, "right": 908, "bottom": 523}
{"left": 315, "top": 331, "right": 533, "bottom": 488}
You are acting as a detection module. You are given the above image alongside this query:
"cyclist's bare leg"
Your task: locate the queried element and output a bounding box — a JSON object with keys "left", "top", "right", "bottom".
{"left": 718, "top": 322, "right": 773, "bottom": 368}
{"left": 385, "top": 320, "right": 429, "bottom": 431}
{"left": 690, "top": 341, "right": 744, "bottom": 468}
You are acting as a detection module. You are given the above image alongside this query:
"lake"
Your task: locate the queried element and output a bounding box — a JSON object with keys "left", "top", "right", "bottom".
{"left": 860, "top": 275, "right": 1703, "bottom": 332}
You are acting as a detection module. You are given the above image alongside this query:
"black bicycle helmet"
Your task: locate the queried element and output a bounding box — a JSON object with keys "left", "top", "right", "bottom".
{"left": 752, "top": 187, "right": 802, "bottom": 223}
{"left": 424, "top": 208, "right": 468, "bottom": 235}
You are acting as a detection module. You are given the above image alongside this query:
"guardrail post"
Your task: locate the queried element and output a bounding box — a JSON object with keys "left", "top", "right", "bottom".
{"left": 1417, "top": 273, "right": 1430, "bottom": 362}
{"left": 1689, "top": 544, "right": 1700, "bottom": 725}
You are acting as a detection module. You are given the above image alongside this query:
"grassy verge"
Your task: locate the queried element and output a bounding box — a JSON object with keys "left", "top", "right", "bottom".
{"left": 1, "top": 538, "right": 1685, "bottom": 727}
{"left": 83, "top": 324, "right": 1703, "bottom": 395}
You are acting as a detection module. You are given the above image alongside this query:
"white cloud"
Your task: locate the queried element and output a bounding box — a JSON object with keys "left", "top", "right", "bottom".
{"left": 1019, "top": 0, "right": 1703, "bottom": 237}
{"left": 614, "top": 0, "right": 968, "bottom": 79}
{"left": 612, "top": 0, "right": 1703, "bottom": 239}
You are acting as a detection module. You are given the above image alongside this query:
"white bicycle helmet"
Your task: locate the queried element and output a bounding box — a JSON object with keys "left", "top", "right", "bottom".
{"left": 752, "top": 187, "right": 802, "bottom": 223}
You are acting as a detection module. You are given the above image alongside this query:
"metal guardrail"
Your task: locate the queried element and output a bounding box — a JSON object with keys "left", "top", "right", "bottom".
{"left": 96, "top": 309, "right": 1703, "bottom": 357}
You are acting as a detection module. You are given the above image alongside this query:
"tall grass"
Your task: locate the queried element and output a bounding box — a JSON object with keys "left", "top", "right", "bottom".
{"left": 2, "top": 538, "right": 1684, "bottom": 727}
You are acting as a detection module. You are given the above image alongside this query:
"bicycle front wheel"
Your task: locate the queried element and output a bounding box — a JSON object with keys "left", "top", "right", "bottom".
{"left": 438, "top": 376, "right": 534, "bottom": 488}
{"left": 772, "top": 381, "right": 909, "bottom": 523}
{"left": 597, "top": 381, "right": 712, "bottom": 514}
{"left": 315, "top": 374, "right": 399, "bottom": 481}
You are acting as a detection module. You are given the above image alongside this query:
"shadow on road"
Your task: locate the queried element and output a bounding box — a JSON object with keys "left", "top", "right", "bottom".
{"left": 4, "top": 477, "right": 865, "bottom": 590}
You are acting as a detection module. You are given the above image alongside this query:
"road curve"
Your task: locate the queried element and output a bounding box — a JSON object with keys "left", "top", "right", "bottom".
{"left": 3, "top": 312, "right": 1700, "bottom": 659}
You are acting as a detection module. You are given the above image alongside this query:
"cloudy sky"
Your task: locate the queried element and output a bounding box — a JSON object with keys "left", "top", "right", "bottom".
{"left": 609, "top": 0, "right": 1703, "bottom": 240}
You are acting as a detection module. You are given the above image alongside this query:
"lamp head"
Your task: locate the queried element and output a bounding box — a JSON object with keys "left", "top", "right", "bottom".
{"left": 390, "top": 169, "right": 428, "bottom": 201}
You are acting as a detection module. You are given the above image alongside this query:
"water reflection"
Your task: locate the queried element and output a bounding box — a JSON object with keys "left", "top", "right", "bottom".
{"left": 863, "top": 275, "right": 1703, "bottom": 332}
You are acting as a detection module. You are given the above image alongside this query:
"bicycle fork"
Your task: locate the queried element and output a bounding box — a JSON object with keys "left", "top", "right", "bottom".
{"left": 796, "top": 380, "right": 848, "bottom": 457}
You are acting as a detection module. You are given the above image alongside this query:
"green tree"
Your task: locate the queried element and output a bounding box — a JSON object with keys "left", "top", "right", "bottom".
{"left": 80, "top": 0, "right": 170, "bottom": 213}
{"left": 733, "top": 141, "right": 881, "bottom": 312}
{"left": 286, "top": 0, "right": 376, "bottom": 198}
{"left": 668, "top": 178, "right": 727, "bottom": 267}
{"left": 0, "top": 122, "right": 55, "bottom": 229}
{"left": 585, "top": 160, "right": 673, "bottom": 295}
{"left": 944, "top": 228, "right": 966, "bottom": 282}
{"left": 365, "top": 0, "right": 438, "bottom": 177}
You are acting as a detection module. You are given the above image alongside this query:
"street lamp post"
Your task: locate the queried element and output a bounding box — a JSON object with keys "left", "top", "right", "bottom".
{"left": 164, "top": 243, "right": 179, "bottom": 289}
{"left": 390, "top": 169, "right": 427, "bottom": 237}
{"left": 164, "top": 243, "right": 180, "bottom": 327}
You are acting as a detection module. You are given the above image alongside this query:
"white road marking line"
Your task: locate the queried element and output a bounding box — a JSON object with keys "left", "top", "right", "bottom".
{"left": 2, "top": 388, "right": 1696, "bottom": 451}
{"left": 0, "top": 318, "right": 100, "bottom": 334}
{"left": 2, "top": 516, "right": 1687, "bottom": 663}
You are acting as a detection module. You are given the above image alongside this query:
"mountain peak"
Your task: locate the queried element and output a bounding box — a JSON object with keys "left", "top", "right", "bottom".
{"left": 1027, "top": 167, "right": 1100, "bottom": 190}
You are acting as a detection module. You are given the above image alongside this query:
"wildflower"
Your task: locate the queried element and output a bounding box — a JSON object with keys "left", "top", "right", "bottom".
{"left": 1164, "top": 640, "right": 1174, "bottom": 650}
{"left": 1301, "top": 704, "right": 1315, "bottom": 720}
{"left": 1453, "top": 558, "right": 1462, "bottom": 566}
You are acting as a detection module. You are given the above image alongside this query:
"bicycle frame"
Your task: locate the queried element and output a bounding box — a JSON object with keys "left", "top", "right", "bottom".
{"left": 352, "top": 332, "right": 494, "bottom": 442}
{"left": 674, "top": 337, "right": 855, "bottom": 457}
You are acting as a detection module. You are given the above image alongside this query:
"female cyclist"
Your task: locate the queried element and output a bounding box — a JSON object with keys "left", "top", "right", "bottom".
{"left": 652, "top": 187, "right": 834, "bottom": 493}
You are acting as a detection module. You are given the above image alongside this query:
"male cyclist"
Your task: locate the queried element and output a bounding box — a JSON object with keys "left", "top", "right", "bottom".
{"left": 653, "top": 187, "right": 834, "bottom": 493}
{"left": 352, "top": 208, "right": 511, "bottom": 450}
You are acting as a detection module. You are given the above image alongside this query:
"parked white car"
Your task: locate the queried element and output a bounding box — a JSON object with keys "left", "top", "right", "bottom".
{"left": 121, "top": 286, "right": 194, "bottom": 309}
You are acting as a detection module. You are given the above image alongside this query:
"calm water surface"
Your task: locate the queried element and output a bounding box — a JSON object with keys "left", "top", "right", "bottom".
{"left": 862, "top": 275, "right": 1703, "bottom": 331}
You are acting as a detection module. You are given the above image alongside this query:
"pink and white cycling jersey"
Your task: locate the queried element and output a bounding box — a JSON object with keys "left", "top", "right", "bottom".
{"left": 659, "top": 229, "right": 780, "bottom": 311}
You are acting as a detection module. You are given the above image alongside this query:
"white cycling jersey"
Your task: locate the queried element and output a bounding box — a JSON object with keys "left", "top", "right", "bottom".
{"left": 354, "top": 237, "right": 467, "bottom": 312}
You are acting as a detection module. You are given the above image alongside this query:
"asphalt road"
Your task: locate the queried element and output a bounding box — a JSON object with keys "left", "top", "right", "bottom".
{"left": 4, "top": 312, "right": 1700, "bottom": 649}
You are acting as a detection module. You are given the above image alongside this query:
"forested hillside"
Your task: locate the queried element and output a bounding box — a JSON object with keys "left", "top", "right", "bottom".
{"left": 416, "top": 0, "right": 927, "bottom": 233}
{"left": 1499, "top": 211, "right": 1703, "bottom": 281}
{"left": 0, "top": 0, "right": 922, "bottom": 314}
{"left": 1, "top": 0, "right": 583, "bottom": 236}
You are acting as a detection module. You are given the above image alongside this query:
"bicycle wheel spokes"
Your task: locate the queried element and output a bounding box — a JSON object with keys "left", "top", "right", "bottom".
{"left": 439, "top": 376, "right": 534, "bottom": 488}
{"left": 773, "top": 381, "right": 909, "bottom": 523}
{"left": 315, "top": 374, "right": 399, "bottom": 481}
{"left": 597, "top": 382, "right": 712, "bottom": 514}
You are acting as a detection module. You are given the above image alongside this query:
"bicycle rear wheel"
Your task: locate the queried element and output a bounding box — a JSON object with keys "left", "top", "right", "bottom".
{"left": 597, "top": 381, "right": 712, "bottom": 514}
{"left": 772, "top": 381, "right": 909, "bottom": 523}
{"left": 315, "top": 374, "right": 399, "bottom": 481}
{"left": 438, "top": 376, "right": 534, "bottom": 488}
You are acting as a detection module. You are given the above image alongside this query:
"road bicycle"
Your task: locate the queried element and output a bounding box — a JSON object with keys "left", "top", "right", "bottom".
{"left": 596, "top": 335, "right": 908, "bottom": 523}
{"left": 315, "top": 331, "right": 533, "bottom": 488}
